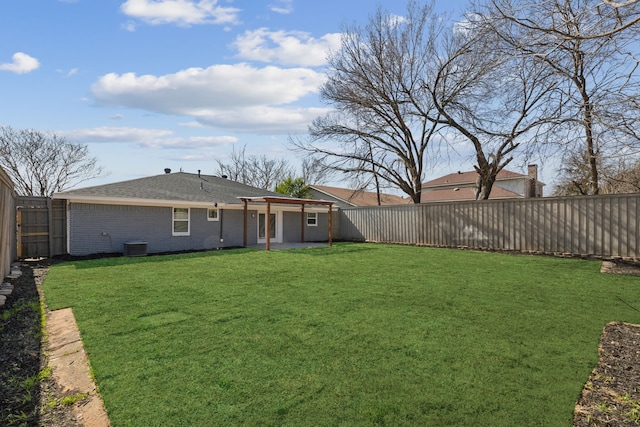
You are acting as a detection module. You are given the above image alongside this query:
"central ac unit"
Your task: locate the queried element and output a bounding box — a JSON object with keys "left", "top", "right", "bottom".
{"left": 123, "top": 241, "right": 148, "bottom": 257}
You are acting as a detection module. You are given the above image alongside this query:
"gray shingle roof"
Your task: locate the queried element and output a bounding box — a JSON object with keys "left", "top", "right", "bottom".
{"left": 53, "top": 172, "right": 283, "bottom": 205}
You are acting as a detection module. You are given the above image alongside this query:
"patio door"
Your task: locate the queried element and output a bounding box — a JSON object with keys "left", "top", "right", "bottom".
{"left": 257, "top": 212, "right": 279, "bottom": 243}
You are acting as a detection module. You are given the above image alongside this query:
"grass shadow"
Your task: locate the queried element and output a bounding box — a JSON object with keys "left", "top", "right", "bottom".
{"left": 289, "top": 241, "right": 377, "bottom": 256}
{"left": 53, "top": 246, "right": 259, "bottom": 269}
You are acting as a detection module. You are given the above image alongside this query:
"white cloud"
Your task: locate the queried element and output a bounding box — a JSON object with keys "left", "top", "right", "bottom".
{"left": 453, "top": 16, "right": 478, "bottom": 37}
{"left": 232, "top": 28, "right": 341, "bottom": 67}
{"left": 120, "top": 0, "right": 240, "bottom": 26}
{"left": 55, "top": 68, "right": 78, "bottom": 77}
{"left": 196, "top": 105, "right": 329, "bottom": 133}
{"left": 91, "top": 63, "right": 328, "bottom": 133}
{"left": 58, "top": 126, "right": 173, "bottom": 143}
{"left": 139, "top": 135, "right": 238, "bottom": 149}
{"left": 388, "top": 14, "right": 407, "bottom": 26}
{"left": 122, "top": 21, "right": 137, "bottom": 32}
{"left": 269, "top": 0, "right": 293, "bottom": 14}
{"left": 0, "top": 52, "right": 40, "bottom": 74}
{"left": 172, "top": 152, "right": 219, "bottom": 161}
{"left": 57, "top": 126, "right": 238, "bottom": 149}
{"left": 179, "top": 121, "right": 205, "bottom": 128}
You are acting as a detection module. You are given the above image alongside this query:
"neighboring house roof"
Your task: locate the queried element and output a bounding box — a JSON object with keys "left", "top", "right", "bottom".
{"left": 309, "top": 185, "right": 410, "bottom": 207}
{"left": 422, "top": 169, "right": 531, "bottom": 188}
{"left": 53, "top": 172, "right": 286, "bottom": 207}
{"left": 421, "top": 167, "right": 545, "bottom": 202}
{"left": 421, "top": 186, "right": 521, "bottom": 202}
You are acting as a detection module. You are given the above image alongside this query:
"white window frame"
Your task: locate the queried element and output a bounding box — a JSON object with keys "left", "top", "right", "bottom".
{"left": 172, "top": 207, "right": 190, "bottom": 236}
{"left": 207, "top": 208, "right": 219, "bottom": 221}
{"left": 306, "top": 212, "right": 318, "bottom": 227}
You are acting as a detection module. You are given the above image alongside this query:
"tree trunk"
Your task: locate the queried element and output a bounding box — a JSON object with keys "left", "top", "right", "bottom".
{"left": 474, "top": 170, "right": 495, "bottom": 200}
{"left": 583, "top": 103, "right": 599, "bottom": 195}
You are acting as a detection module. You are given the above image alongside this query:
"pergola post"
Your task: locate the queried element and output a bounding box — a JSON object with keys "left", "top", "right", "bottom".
{"left": 301, "top": 204, "right": 305, "bottom": 243}
{"left": 328, "top": 204, "right": 333, "bottom": 246}
{"left": 266, "top": 201, "right": 271, "bottom": 251}
{"left": 243, "top": 199, "right": 248, "bottom": 247}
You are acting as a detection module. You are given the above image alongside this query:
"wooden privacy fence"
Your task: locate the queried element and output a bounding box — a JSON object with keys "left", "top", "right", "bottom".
{"left": 16, "top": 196, "right": 67, "bottom": 259}
{"left": 0, "top": 167, "right": 16, "bottom": 280}
{"left": 338, "top": 193, "right": 640, "bottom": 260}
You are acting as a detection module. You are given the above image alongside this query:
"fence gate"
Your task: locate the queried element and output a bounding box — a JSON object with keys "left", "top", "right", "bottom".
{"left": 16, "top": 196, "right": 66, "bottom": 259}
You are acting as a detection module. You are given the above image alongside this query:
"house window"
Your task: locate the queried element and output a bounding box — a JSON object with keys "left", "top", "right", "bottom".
{"left": 307, "top": 212, "right": 318, "bottom": 226}
{"left": 207, "top": 208, "right": 219, "bottom": 221}
{"left": 173, "top": 208, "right": 190, "bottom": 236}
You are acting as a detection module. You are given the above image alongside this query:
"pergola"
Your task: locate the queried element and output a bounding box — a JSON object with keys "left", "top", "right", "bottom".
{"left": 239, "top": 196, "right": 334, "bottom": 250}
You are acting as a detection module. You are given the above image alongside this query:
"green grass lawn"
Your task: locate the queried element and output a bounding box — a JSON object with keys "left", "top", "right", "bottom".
{"left": 42, "top": 243, "right": 640, "bottom": 426}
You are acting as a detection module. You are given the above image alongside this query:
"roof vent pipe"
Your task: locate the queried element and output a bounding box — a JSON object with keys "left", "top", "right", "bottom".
{"left": 198, "top": 169, "right": 201, "bottom": 178}
{"left": 164, "top": 168, "right": 171, "bottom": 174}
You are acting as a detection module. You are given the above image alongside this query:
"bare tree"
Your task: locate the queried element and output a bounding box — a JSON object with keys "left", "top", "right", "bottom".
{"left": 601, "top": 157, "right": 640, "bottom": 193}
{"left": 477, "top": 0, "right": 640, "bottom": 195}
{"left": 296, "top": 0, "right": 560, "bottom": 201}
{"left": 552, "top": 149, "right": 604, "bottom": 195}
{"left": 419, "top": 9, "right": 560, "bottom": 199}
{"left": 300, "top": 156, "right": 334, "bottom": 186}
{"left": 553, "top": 149, "right": 640, "bottom": 195}
{"left": 214, "top": 144, "right": 293, "bottom": 191}
{"left": 294, "top": 1, "right": 446, "bottom": 203}
{"left": 0, "top": 126, "right": 105, "bottom": 196}
{"left": 486, "top": 0, "right": 640, "bottom": 40}
{"left": 214, "top": 144, "right": 251, "bottom": 183}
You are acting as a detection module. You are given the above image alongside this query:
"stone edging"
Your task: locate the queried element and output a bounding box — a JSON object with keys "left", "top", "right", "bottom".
{"left": 46, "top": 308, "right": 111, "bottom": 427}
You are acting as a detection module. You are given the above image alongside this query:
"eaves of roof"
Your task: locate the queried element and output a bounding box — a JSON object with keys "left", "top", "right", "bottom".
{"left": 420, "top": 186, "right": 522, "bottom": 202}
{"left": 422, "top": 170, "right": 538, "bottom": 189}
{"left": 50, "top": 194, "right": 227, "bottom": 208}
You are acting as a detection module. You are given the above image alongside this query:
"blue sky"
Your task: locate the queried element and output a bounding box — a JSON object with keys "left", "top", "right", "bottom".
{"left": 2, "top": 0, "right": 541, "bottom": 192}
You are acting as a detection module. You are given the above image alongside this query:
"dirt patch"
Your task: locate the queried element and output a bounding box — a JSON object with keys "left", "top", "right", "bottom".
{"left": 601, "top": 261, "right": 640, "bottom": 276}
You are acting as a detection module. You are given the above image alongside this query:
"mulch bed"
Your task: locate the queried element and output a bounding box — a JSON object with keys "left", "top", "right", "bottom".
{"left": 0, "top": 260, "right": 80, "bottom": 426}
{"left": 0, "top": 258, "right": 638, "bottom": 426}
{"left": 574, "top": 322, "right": 640, "bottom": 426}
{"left": 0, "top": 263, "right": 43, "bottom": 425}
